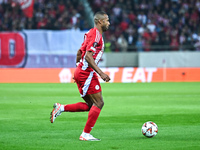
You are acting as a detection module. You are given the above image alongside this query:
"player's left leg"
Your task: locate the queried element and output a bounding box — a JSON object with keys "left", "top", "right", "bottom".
{"left": 79, "top": 92, "right": 103, "bottom": 141}
{"left": 83, "top": 92, "right": 104, "bottom": 133}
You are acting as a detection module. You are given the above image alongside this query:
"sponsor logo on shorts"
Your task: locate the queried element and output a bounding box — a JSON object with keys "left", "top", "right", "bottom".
{"left": 95, "top": 85, "right": 100, "bottom": 90}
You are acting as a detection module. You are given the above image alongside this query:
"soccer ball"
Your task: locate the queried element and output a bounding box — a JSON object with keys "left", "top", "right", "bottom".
{"left": 142, "top": 121, "right": 158, "bottom": 138}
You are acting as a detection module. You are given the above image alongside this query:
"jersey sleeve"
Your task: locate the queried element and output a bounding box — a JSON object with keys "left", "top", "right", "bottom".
{"left": 86, "top": 29, "right": 101, "bottom": 53}
{"left": 80, "top": 33, "right": 87, "bottom": 51}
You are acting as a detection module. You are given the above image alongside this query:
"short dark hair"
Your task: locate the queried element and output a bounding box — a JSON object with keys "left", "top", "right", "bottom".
{"left": 94, "top": 11, "right": 107, "bottom": 24}
{"left": 94, "top": 11, "right": 107, "bottom": 16}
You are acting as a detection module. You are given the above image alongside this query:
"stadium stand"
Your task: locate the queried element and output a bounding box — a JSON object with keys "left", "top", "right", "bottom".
{"left": 0, "top": 0, "right": 88, "bottom": 31}
{"left": 0, "top": 0, "right": 200, "bottom": 52}
{"left": 88, "top": 0, "right": 200, "bottom": 52}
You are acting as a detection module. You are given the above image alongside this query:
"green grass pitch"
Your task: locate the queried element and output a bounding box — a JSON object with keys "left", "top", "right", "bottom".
{"left": 0, "top": 82, "right": 200, "bottom": 150}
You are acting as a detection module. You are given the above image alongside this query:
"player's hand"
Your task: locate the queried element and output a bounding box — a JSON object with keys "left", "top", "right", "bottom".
{"left": 100, "top": 73, "right": 110, "bottom": 82}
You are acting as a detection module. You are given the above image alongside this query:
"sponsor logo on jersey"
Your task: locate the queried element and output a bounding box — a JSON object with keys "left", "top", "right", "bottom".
{"left": 93, "top": 42, "right": 98, "bottom": 48}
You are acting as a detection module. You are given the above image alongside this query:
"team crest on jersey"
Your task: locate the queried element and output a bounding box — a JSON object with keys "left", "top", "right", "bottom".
{"left": 93, "top": 42, "right": 98, "bottom": 48}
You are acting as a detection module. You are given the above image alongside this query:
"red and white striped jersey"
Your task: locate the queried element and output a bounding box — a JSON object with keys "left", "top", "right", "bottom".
{"left": 79, "top": 27, "right": 104, "bottom": 72}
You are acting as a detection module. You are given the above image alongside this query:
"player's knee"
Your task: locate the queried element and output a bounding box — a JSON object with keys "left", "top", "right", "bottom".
{"left": 87, "top": 102, "right": 93, "bottom": 109}
{"left": 97, "top": 100, "right": 104, "bottom": 109}
{"left": 100, "top": 100, "right": 104, "bottom": 108}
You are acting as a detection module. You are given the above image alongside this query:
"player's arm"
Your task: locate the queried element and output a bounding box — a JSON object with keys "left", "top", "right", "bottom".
{"left": 85, "top": 51, "right": 110, "bottom": 82}
{"left": 76, "top": 49, "right": 82, "bottom": 66}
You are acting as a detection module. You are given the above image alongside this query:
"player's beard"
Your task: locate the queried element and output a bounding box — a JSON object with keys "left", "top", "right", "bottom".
{"left": 102, "top": 25, "right": 109, "bottom": 32}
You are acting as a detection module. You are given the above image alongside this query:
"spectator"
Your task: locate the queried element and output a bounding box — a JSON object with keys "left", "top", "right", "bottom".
{"left": 117, "top": 34, "right": 128, "bottom": 52}
{"left": 136, "top": 36, "right": 143, "bottom": 52}
{"left": 138, "top": 24, "right": 146, "bottom": 35}
{"left": 125, "top": 28, "right": 137, "bottom": 51}
{"left": 194, "top": 39, "right": 200, "bottom": 51}
{"left": 170, "top": 36, "right": 179, "bottom": 51}
{"left": 104, "top": 39, "right": 112, "bottom": 52}
{"left": 137, "top": 11, "right": 147, "bottom": 25}
{"left": 179, "top": 32, "right": 187, "bottom": 51}
{"left": 163, "top": 36, "right": 171, "bottom": 50}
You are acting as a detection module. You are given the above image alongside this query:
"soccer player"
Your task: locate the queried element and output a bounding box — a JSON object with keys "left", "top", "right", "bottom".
{"left": 50, "top": 11, "right": 110, "bottom": 141}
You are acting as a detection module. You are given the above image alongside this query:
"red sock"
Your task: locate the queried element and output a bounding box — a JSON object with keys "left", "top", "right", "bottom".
{"left": 83, "top": 105, "right": 101, "bottom": 133}
{"left": 64, "top": 102, "right": 90, "bottom": 112}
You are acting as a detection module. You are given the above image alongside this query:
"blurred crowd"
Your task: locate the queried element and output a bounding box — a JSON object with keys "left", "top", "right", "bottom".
{"left": 89, "top": 0, "right": 200, "bottom": 52}
{"left": 0, "top": 0, "right": 200, "bottom": 51}
{"left": 0, "top": 0, "right": 89, "bottom": 31}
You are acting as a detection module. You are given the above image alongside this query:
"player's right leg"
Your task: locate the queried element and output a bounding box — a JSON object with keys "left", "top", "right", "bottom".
{"left": 50, "top": 92, "right": 91, "bottom": 123}
{"left": 50, "top": 102, "right": 91, "bottom": 123}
